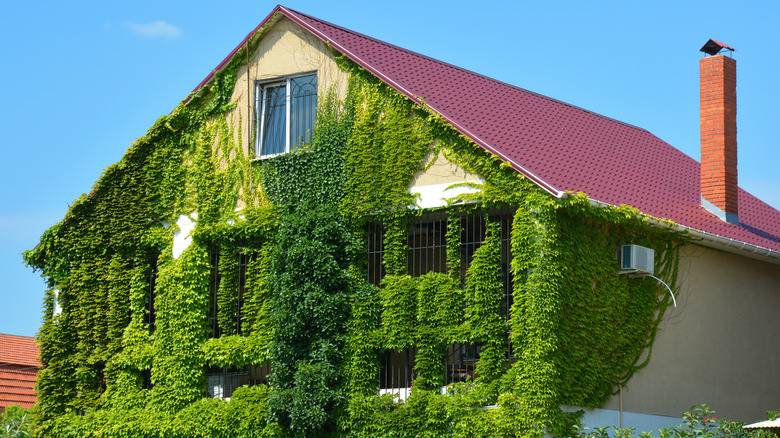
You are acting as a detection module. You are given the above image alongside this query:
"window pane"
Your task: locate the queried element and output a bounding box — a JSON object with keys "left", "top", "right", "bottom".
{"left": 291, "top": 75, "right": 317, "bottom": 149}
{"left": 262, "top": 84, "right": 286, "bottom": 156}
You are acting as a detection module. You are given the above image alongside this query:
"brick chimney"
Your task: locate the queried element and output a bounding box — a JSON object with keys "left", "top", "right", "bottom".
{"left": 699, "top": 39, "right": 738, "bottom": 224}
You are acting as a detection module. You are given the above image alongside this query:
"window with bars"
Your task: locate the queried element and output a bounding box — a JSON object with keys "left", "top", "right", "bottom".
{"left": 254, "top": 73, "right": 318, "bottom": 157}
{"left": 378, "top": 348, "right": 417, "bottom": 401}
{"left": 369, "top": 208, "right": 516, "bottom": 390}
{"left": 141, "top": 369, "right": 152, "bottom": 390}
{"left": 367, "top": 208, "right": 513, "bottom": 307}
{"left": 144, "top": 252, "right": 159, "bottom": 334}
{"left": 207, "top": 243, "right": 258, "bottom": 338}
{"left": 205, "top": 363, "right": 271, "bottom": 399}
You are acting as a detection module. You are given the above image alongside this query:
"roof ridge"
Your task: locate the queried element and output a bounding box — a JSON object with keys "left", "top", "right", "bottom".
{"left": 281, "top": 7, "right": 649, "bottom": 134}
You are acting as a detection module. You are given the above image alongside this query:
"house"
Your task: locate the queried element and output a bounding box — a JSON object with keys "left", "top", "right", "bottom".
{"left": 0, "top": 334, "right": 40, "bottom": 413}
{"left": 23, "top": 5, "right": 780, "bottom": 437}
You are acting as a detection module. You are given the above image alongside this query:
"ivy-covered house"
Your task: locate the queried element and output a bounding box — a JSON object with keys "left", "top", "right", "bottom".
{"left": 24, "top": 6, "right": 780, "bottom": 437}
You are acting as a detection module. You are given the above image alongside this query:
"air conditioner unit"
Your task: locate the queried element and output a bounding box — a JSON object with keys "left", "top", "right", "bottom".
{"left": 619, "top": 244, "right": 654, "bottom": 276}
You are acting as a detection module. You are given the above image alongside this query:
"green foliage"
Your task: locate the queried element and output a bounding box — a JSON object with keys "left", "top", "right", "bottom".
{"left": 217, "top": 243, "right": 240, "bottom": 336}
{"left": 151, "top": 242, "right": 209, "bottom": 412}
{"left": 344, "top": 283, "right": 382, "bottom": 398}
{"left": 380, "top": 275, "right": 418, "bottom": 350}
{"left": 381, "top": 216, "right": 409, "bottom": 277}
{"left": 38, "top": 385, "right": 282, "bottom": 438}
{"left": 415, "top": 273, "right": 461, "bottom": 390}
{"left": 340, "top": 76, "right": 434, "bottom": 218}
{"left": 262, "top": 86, "right": 352, "bottom": 212}
{"left": 463, "top": 218, "right": 506, "bottom": 388}
{"left": 261, "top": 87, "right": 359, "bottom": 436}
{"left": 266, "top": 201, "right": 359, "bottom": 436}
{"left": 1, "top": 405, "right": 32, "bottom": 438}
{"left": 446, "top": 214, "right": 462, "bottom": 282}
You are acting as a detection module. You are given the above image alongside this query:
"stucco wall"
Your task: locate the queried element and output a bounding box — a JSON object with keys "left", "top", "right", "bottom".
{"left": 408, "top": 150, "right": 483, "bottom": 209}
{"left": 409, "top": 149, "right": 481, "bottom": 188}
{"left": 603, "top": 244, "right": 780, "bottom": 423}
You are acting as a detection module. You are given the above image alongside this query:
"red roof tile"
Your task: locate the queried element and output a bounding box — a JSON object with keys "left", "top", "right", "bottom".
{"left": 0, "top": 334, "right": 40, "bottom": 368}
{"left": 191, "top": 6, "right": 780, "bottom": 257}
{"left": 0, "top": 335, "right": 40, "bottom": 410}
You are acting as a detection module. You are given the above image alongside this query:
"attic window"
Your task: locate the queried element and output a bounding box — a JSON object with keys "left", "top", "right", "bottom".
{"left": 254, "top": 73, "right": 317, "bottom": 157}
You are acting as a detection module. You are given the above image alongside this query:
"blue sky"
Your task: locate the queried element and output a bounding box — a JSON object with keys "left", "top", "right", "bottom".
{"left": 2, "top": 0, "right": 779, "bottom": 338}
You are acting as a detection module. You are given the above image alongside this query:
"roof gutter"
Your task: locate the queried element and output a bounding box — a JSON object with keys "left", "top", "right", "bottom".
{"left": 582, "top": 196, "right": 780, "bottom": 266}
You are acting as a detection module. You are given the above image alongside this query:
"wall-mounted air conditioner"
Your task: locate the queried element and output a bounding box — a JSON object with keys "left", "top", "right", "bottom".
{"left": 619, "top": 244, "right": 654, "bottom": 276}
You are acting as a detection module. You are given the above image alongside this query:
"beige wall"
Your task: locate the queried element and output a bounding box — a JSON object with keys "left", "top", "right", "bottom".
{"left": 408, "top": 150, "right": 483, "bottom": 209}
{"left": 604, "top": 244, "right": 780, "bottom": 422}
{"left": 225, "top": 16, "right": 349, "bottom": 159}
{"left": 409, "top": 149, "right": 481, "bottom": 188}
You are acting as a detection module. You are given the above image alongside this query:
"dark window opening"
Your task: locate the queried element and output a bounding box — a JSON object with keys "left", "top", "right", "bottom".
{"left": 208, "top": 242, "right": 261, "bottom": 338}
{"left": 446, "top": 343, "right": 481, "bottom": 384}
{"left": 206, "top": 363, "right": 271, "bottom": 399}
{"left": 207, "top": 244, "right": 221, "bottom": 338}
{"left": 141, "top": 369, "right": 152, "bottom": 390}
{"left": 143, "top": 253, "right": 159, "bottom": 334}
{"left": 378, "top": 348, "right": 417, "bottom": 399}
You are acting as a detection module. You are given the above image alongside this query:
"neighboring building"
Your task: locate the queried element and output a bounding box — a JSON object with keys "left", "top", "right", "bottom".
{"left": 23, "top": 6, "right": 780, "bottom": 437}
{"left": 0, "top": 334, "right": 40, "bottom": 413}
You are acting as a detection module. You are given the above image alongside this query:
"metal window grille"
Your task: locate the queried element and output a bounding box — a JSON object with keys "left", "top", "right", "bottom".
{"left": 235, "top": 250, "right": 250, "bottom": 335}
{"left": 406, "top": 213, "right": 449, "bottom": 278}
{"left": 378, "top": 347, "right": 418, "bottom": 400}
{"left": 205, "top": 363, "right": 272, "bottom": 398}
{"left": 370, "top": 207, "right": 516, "bottom": 389}
{"left": 144, "top": 253, "right": 159, "bottom": 334}
{"left": 366, "top": 221, "right": 385, "bottom": 285}
{"left": 290, "top": 75, "right": 317, "bottom": 149}
{"left": 207, "top": 244, "right": 222, "bottom": 338}
{"left": 446, "top": 343, "right": 480, "bottom": 384}
{"left": 366, "top": 209, "right": 511, "bottom": 286}
{"left": 207, "top": 242, "right": 260, "bottom": 338}
{"left": 206, "top": 366, "right": 249, "bottom": 399}
{"left": 255, "top": 74, "right": 317, "bottom": 157}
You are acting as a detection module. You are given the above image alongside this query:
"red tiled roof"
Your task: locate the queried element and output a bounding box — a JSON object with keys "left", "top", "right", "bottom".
{"left": 191, "top": 6, "right": 780, "bottom": 256}
{"left": 0, "top": 335, "right": 39, "bottom": 410}
{"left": 0, "top": 334, "right": 40, "bottom": 368}
{"left": 0, "top": 366, "right": 38, "bottom": 409}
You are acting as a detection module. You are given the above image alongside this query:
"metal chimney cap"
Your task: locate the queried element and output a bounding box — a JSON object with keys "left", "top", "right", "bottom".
{"left": 700, "top": 39, "right": 736, "bottom": 56}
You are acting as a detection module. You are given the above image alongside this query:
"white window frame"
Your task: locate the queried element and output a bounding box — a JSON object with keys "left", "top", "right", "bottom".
{"left": 254, "top": 73, "right": 317, "bottom": 158}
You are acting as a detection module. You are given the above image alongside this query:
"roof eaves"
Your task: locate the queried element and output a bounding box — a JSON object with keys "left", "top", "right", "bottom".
{"left": 587, "top": 198, "right": 780, "bottom": 266}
